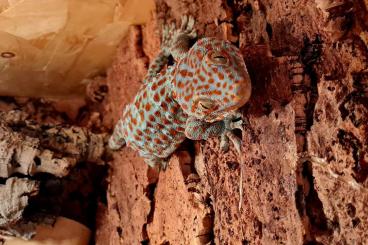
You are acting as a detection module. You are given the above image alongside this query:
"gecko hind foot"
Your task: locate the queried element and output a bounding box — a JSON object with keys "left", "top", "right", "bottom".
{"left": 108, "top": 136, "right": 126, "bottom": 150}
{"left": 143, "top": 154, "right": 169, "bottom": 171}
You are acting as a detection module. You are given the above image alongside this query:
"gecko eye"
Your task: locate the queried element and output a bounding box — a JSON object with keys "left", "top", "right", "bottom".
{"left": 206, "top": 51, "right": 229, "bottom": 66}
{"left": 197, "top": 99, "right": 216, "bottom": 111}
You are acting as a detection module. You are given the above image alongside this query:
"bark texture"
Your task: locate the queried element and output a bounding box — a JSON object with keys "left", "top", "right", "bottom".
{"left": 96, "top": 0, "right": 368, "bottom": 244}
{"left": 0, "top": 100, "right": 106, "bottom": 242}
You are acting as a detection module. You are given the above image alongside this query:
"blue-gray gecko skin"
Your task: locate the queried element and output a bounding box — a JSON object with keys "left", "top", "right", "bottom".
{"left": 109, "top": 16, "right": 252, "bottom": 168}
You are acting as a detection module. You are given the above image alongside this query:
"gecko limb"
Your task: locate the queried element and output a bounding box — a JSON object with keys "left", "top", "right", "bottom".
{"left": 185, "top": 116, "right": 225, "bottom": 140}
{"left": 108, "top": 119, "right": 126, "bottom": 150}
{"left": 185, "top": 115, "right": 244, "bottom": 154}
{"left": 144, "top": 15, "right": 197, "bottom": 82}
{"left": 140, "top": 151, "right": 168, "bottom": 170}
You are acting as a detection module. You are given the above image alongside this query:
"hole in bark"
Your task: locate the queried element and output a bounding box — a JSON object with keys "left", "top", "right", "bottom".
{"left": 226, "top": 161, "right": 239, "bottom": 170}
{"left": 263, "top": 102, "right": 272, "bottom": 115}
{"left": 10, "top": 151, "right": 21, "bottom": 168}
{"left": 337, "top": 130, "right": 367, "bottom": 182}
{"left": 1, "top": 51, "right": 15, "bottom": 58}
{"left": 346, "top": 203, "right": 356, "bottom": 217}
{"left": 295, "top": 185, "right": 305, "bottom": 216}
{"left": 34, "top": 156, "right": 42, "bottom": 166}
{"left": 142, "top": 182, "right": 157, "bottom": 242}
{"left": 99, "top": 85, "right": 108, "bottom": 93}
{"left": 116, "top": 226, "right": 123, "bottom": 237}
{"left": 267, "top": 192, "right": 273, "bottom": 201}
{"left": 305, "top": 242, "right": 324, "bottom": 245}
{"left": 327, "top": 86, "right": 335, "bottom": 91}
{"left": 352, "top": 218, "right": 360, "bottom": 227}
{"left": 266, "top": 23, "right": 273, "bottom": 39}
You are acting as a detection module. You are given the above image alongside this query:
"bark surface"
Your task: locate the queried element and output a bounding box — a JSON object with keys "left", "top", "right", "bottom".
{"left": 96, "top": 0, "right": 368, "bottom": 244}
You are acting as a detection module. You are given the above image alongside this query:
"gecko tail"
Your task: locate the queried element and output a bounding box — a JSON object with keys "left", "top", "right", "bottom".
{"left": 108, "top": 121, "right": 126, "bottom": 150}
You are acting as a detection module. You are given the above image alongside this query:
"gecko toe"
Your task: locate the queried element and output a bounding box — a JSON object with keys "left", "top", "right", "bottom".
{"left": 220, "top": 133, "right": 230, "bottom": 152}
{"left": 226, "top": 131, "right": 242, "bottom": 155}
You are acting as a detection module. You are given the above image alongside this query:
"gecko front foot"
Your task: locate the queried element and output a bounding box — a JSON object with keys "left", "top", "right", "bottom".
{"left": 162, "top": 15, "right": 197, "bottom": 60}
{"left": 220, "top": 115, "right": 245, "bottom": 155}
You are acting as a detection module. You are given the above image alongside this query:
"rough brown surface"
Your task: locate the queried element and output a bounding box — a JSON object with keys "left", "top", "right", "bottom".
{"left": 96, "top": 0, "right": 368, "bottom": 244}
{"left": 0, "top": 97, "right": 107, "bottom": 243}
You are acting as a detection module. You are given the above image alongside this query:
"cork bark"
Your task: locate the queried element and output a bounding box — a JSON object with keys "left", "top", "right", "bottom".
{"left": 96, "top": 0, "right": 368, "bottom": 244}
{"left": 0, "top": 105, "right": 106, "bottom": 242}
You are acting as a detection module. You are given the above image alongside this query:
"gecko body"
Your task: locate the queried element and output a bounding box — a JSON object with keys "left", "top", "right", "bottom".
{"left": 109, "top": 17, "right": 252, "bottom": 168}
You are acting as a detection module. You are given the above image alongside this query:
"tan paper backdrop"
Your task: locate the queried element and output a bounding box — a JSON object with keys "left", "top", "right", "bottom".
{"left": 0, "top": 0, "right": 154, "bottom": 98}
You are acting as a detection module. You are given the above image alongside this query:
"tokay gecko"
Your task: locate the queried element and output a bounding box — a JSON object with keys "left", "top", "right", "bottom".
{"left": 109, "top": 16, "right": 252, "bottom": 168}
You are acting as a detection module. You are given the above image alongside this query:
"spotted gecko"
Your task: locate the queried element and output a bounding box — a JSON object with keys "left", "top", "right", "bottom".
{"left": 109, "top": 16, "right": 252, "bottom": 168}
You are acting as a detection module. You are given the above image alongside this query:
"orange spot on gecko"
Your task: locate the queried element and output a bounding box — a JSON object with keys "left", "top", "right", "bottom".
{"left": 165, "top": 97, "right": 172, "bottom": 104}
{"left": 218, "top": 73, "right": 224, "bottom": 80}
{"left": 204, "top": 84, "right": 210, "bottom": 90}
{"left": 160, "top": 134, "right": 169, "bottom": 141}
{"left": 180, "top": 70, "right": 188, "bottom": 77}
{"left": 198, "top": 75, "right": 205, "bottom": 82}
{"left": 158, "top": 78, "right": 165, "bottom": 86}
{"left": 136, "top": 129, "right": 143, "bottom": 136}
{"left": 169, "top": 128, "right": 177, "bottom": 136}
{"left": 208, "top": 78, "right": 214, "bottom": 84}
{"left": 170, "top": 105, "right": 178, "bottom": 114}
{"left": 162, "top": 118, "right": 170, "bottom": 125}
{"left": 160, "top": 87, "right": 165, "bottom": 96}
{"left": 161, "top": 102, "right": 168, "bottom": 111}
{"left": 149, "top": 115, "right": 155, "bottom": 122}
{"left": 154, "top": 111, "right": 161, "bottom": 117}
{"left": 145, "top": 103, "right": 151, "bottom": 111}
{"left": 139, "top": 111, "right": 145, "bottom": 121}
{"left": 131, "top": 118, "right": 137, "bottom": 125}
{"left": 213, "top": 90, "right": 222, "bottom": 95}
{"left": 153, "top": 93, "right": 160, "bottom": 102}
{"left": 152, "top": 83, "right": 158, "bottom": 91}
{"left": 156, "top": 124, "right": 164, "bottom": 129}
{"left": 154, "top": 138, "right": 163, "bottom": 145}
{"left": 193, "top": 78, "right": 198, "bottom": 84}
{"left": 184, "top": 95, "right": 191, "bottom": 102}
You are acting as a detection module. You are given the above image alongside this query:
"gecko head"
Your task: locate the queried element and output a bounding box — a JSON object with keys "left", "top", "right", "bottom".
{"left": 173, "top": 37, "right": 252, "bottom": 122}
